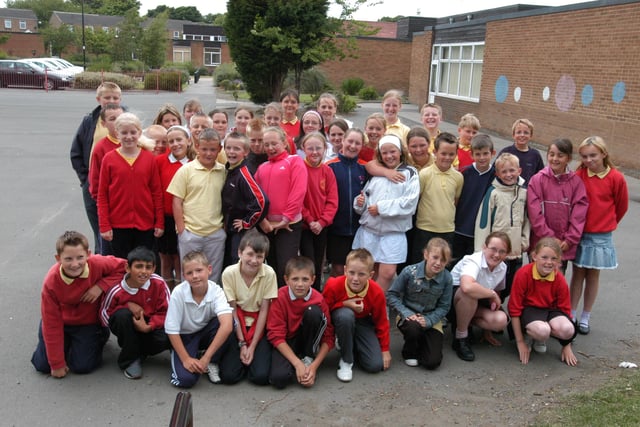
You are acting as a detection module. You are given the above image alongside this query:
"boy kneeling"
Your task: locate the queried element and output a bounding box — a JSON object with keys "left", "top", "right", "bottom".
{"left": 323, "top": 249, "right": 391, "bottom": 382}
{"left": 100, "top": 247, "right": 171, "bottom": 379}
{"left": 267, "top": 256, "right": 334, "bottom": 389}
{"left": 165, "top": 251, "right": 240, "bottom": 388}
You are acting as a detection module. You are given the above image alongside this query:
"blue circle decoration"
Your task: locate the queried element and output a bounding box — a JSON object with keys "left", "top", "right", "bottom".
{"left": 612, "top": 81, "right": 626, "bottom": 104}
{"left": 495, "top": 75, "right": 508, "bottom": 103}
{"left": 581, "top": 85, "right": 593, "bottom": 106}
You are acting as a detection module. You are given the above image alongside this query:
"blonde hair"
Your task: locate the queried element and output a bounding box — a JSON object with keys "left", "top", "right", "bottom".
{"left": 96, "top": 81, "right": 121, "bottom": 97}
{"left": 382, "top": 89, "right": 403, "bottom": 104}
{"left": 511, "top": 118, "right": 534, "bottom": 137}
{"left": 494, "top": 152, "right": 520, "bottom": 169}
{"left": 420, "top": 103, "right": 442, "bottom": 117}
{"left": 115, "top": 112, "right": 142, "bottom": 132}
{"left": 346, "top": 248, "right": 374, "bottom": 272}
{"left": 458, "top": 113, "right": 480, "bottom": 130}
{"left": 424, "top": 237, "right": 451, "bottom": 264}
{"left": 578, "top": 136, "right": 615, "bottom": 169}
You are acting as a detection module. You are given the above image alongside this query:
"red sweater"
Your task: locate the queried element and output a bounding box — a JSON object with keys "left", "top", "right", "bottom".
{"left": 280, "top": 120, "right": 299, "bottom": 154}
{"left": 41, "top": 255, "right": 126, "bottom": 370}
{"left": 98, "top": 149, "right": 164, "bottom": 233}
{"left": 267, "top": 286, "right": 334, "bottom": 349}
{"left": 255, "top": 151, "right": 308, "bottom": 224}
{"left": 508, "top": 263, "right": 571, "bottom": 318}
{"left": 457, "top": 146, "right": 474, "bottom": 172}
{"left": 302, "top": 161, "right": 339, "bottom": 228}
{"left": 99, "top": 273, "right": 171, "bottom": 329}
{"left": 358, "top": 145, "right": 375, "bottom": 162}
{"left": 155, "top": 153, "right": 188, "bottom": 215}
{"left": 89, "top": 135, "right": 119, "bottom": 200}
{"left": 576, "top": 167, "right": 628, "bottom": 233}
{"left": 322, "top": 276, "right": 390, "bottom": 352}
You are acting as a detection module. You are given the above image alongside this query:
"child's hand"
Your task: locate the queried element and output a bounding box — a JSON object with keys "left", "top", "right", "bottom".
{"left": 259, "top": 219, "right": 273, "bottom": 234}
{"left": 100, "top": 230, "right": 113, "bottom": 241}
{"left": 385, "top": 169, "right": 406, "bottom": 183}
{"left": 272, "top": 220, "right": 292, "bottom": 234}
{"left": 355, "top": 192, "right": 365, "bottom": 207}
{"left": 232, "top": 219, "right": 244, "bottom": 232}
{"left": 559, "top": 240, "right": 569, "bottom": 253}
{"left": 183, "top": 356, "right": 206, "bottom": 374}
{"left": 382, "top": 350, "right": 392, "bottom": 370}
{"left": 300, "top": 364, "right": 317, "bottom": 387}
{"left": 309, "top": 221, "right": 323, "bottom": 235}
{"left": 294, "top": 360, "right": 309, "bottom": 385}
{"left": 51, "top": 366, "right": 69, "bottom": 378}
{"left": 367, "top": 204, "right": 379, "bottom": 216}
{"left": 516, "top": 340, "right": 531, "bottom": 364}
{"left": 561, "top": 345, "right": 578, "bottom": 366}
{"left": 240, "top": 345, "right": 255, "bottom": 366}
{"left": 407, "top": 313, "right": 426, "bottom": 328}
{"left": 132, "top": 315, "right": 151, "bottom": 333}
{"left": 343, "top": 297, "right": 364, "bottom": 314}
{"left": 127, "top": 302, "right": 144, "bottom": 319}
{"left": 80, "top": 285, "right": 103, "bottom": 303}
{"left": 154, "top": 228, "right": 164, "bottom": 238}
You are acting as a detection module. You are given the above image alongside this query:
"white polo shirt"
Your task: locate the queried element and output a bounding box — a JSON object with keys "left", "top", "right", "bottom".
{"left": 451, "top": 251, "right": 506, "bottom": 292}
{"left": 165, "top": 280, "right": 233, "bottom": 335}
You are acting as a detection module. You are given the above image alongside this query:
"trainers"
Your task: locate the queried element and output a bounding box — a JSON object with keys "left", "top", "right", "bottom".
{"left": 404, "top": 358, "right": 419, "bottom": 367}
{"left": 452, "top": 338, "right": 475, "bottom": 362}
{"left": 124, "top": 359, "right": 142, "bottom": 379}
{"left": 533, "top": 340, "right": 547, "bottom": 353}
{"left": 578, "top": 323, "right": 590, "bottom": 335}
{"left": 207, "top": 363, "right": 221, "bottom": 384}
{"left": 337, "top": 359, "right": 353, "bottom": 382}
{"left": 301, "top": 356, "right": 314, "bottom": 367}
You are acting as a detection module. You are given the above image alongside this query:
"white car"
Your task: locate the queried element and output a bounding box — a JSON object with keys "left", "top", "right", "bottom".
{"left": 22, "top": 58, "right": 83, "bottom": 77}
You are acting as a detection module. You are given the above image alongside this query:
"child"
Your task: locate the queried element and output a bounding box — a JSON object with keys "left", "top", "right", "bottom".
{"left": 455, "top": 113, "right": 480, "bottom": 172}
{"left": 412, "top": 132, "right": 463, "bottom": 264}
{"left": 527, "top": 138, "right": 588, "bottom": 273}
{"left": 183, "top": 99, "right": 203, "bottom": 126}
{"left": 300, "top": 132, "right": 339, "bottom": 290}
{"left": 267, "top": 256, "right": 334, "bottom": 389}
{"left": 381, "top": 89, "right": 410, "bottom": 142}
{"left": 406, "top": 127, "right": 433, "bottom": 171}
{"left": 167, "top": 128, "right": 227, "bottom": 284}
{"left": 70, "top": 81, "right": 122, "bottom": 253}
{"left": 263, "top": 102, "right": 283, "bottom": 128}
{"left": 144, "top": 124, "right": 169, "bottom": 156}
{"left": 450, "top": 231, "right": 511, "bottom": 361}
{"left": 508, "top": 238, "right": 578, "bottom": 366}
{"left": 188, "top": 111, "right": 213, "bottom": 144}
{"left": 326, "top": 128, "right": 368, "bottom": 277}
{"left": 97, "top": 113, "right": 164, "bottom": 259}
{"left": 221, "top": 231, "right": 278, "bottom": 385}
{"left": 453, "top": 134, "right": 496, "bottom": 264}
{"left": 570, "top": 136, "right": 628, "bottom": 334}
{"left": 317, "top": 93, "right": 353, "bottom": 133}
{"left": 353, "top": 134, "right": 420, "bottom": 291}
{"left": 387, "top": 238, "right": 452, "bottom": 369}
{"left": 325, "top": 118, "right": 349, "bottom": 162}
{"left": 498, "top": 119, "right": 544, "bottom": 187}
{"left": 155, "top": 125, "right": 193, "bottom": 288}
{"left": 361, "top": 113, "right": 386, "bottom": 162}
{"left": 323, "top": 249, "right": 390, "bottom": 381}
{"left": 221, "top": 132, "right": 269, "bottom": 267}
{"left": 294, "top": 110, "right": 326, "bottom": 157}
{"left": 246, "top": 118, "right": 268, "bottom": 174}
{"left": 165, "top": 251, "right": 240, "bottom": 388}
{"left": 475, "top": 153, "right": 530, "bottom": 299}
{"left": 88, "top": 103, "right": 124, "bottom": 204}
{"left": 231, "top": 105, "right": 254, "bottom": 135}
{"left": 420, "top": 103, "right": 442, "bottom": 153}
{"left": 99, "top": 247, "right": 171, "bottom": 378}
{"left": 153, "top": 103, "right": 182, "bottom": 129}
{"left": 208, "top": 109, "right": 229, "bottom": 139}
{"left": 280, "top": 88, "right": 300, "bottom": 146}
{"left": 255, "top": 126, "right": 308, "bottom": 287}
{"left": 31, "top": 231, "right": 126, "bottom": 378}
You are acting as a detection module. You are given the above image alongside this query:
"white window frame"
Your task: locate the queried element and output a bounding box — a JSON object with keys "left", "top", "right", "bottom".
{"left": 19, "top": 20, "right": 27, "bottom": 30}
{"left": 429, "top": 42, "right": 484, "bottom": 103}
{"left": 173, "top": 47, "right": 191, "bottom": 63}
{"left": 173, "top": 30, "right": 180, "bottom": 38}
{"left": 4, "top": 20, "right": 12, "bottom": 29}
{"left": 203, "top": 47, "right": 221, "bottom": 66}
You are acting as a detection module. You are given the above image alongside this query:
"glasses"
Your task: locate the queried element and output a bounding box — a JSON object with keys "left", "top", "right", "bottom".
{"left": 486, "top": 246, "right": 508, "bottom": 256}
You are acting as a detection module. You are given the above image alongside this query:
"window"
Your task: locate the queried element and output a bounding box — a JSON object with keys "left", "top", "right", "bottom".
{"left": 4, "top": 20, "right": 11, "bottom": 29}
{"left": 173, "top": 47, "right": 191, "bottom": 63}
{"left": 173, "top": 30, "right": 180, "bottom": 39}
{"left": 429, "top": 42, "right": 484, "bottom": 102}
{"left": 204, "top": 47, "right": 221, "bottom": 66}
{"left": 19, "top": 20, "right": 27, "bottom": 30}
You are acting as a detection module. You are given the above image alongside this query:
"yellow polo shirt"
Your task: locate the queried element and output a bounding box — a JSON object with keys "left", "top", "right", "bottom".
{"left": 416, "top": 163, "right": 463, "bottom": 233}
{"left": 221, "top": 262, "right": 278, "bottom": 327}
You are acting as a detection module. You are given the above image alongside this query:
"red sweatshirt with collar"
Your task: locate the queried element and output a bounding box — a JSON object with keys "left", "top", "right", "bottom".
{"left": 302, "top": 161, "right": 339, "bottom": 228}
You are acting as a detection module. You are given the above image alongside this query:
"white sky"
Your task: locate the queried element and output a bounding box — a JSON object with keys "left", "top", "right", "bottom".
{"left": 138, "top": 0, "right": 592, "bottom": 20}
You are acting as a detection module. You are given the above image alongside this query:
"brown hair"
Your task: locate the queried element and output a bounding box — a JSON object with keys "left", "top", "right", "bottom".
{"left": 55, "top": 231, "right": 89, "bottom": 255}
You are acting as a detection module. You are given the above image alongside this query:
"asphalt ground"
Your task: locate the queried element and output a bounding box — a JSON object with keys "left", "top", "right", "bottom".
{"left": 0, "top": 78, "right": 638, "bottom": 426}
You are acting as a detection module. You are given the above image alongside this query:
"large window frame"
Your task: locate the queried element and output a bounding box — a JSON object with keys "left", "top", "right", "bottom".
{"left": 429, "top": 42, "right": 484, "bottom": 103}
{"left": 173, "top": 47, "right": 191, "bottom": 63}
{"left": 204, "top": 47, "right": 221, "bottom": 66}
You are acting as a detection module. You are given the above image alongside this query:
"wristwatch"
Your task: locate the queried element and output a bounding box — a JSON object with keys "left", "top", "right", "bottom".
{"left": 238, "top": 340, "right": 247, "bottom": 348}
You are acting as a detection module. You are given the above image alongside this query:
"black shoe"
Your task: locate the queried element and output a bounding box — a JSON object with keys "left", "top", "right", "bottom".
{"left": 452, "top": 338, "right": 475, "bottom": 362}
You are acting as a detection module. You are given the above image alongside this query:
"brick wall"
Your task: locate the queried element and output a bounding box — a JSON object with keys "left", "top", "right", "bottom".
{"left": 0, "top": 32, "right": 44, "bottom": 58}
{"left": 408, "top": 30, "right": 433, "bottom": 107}
{"left": 473, "top": 3, "right": 640, "bottom": 170}
{"left": 318, "top": 38, "right": 412, "bottom": 95}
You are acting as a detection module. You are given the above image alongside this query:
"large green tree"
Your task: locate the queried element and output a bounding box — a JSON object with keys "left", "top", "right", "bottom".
{"left": 140, "top": 11, "right": 168, "bottom": 68}
{"left": 98, "top": 0, "right": 140, "bottom": 16}
{"left": 112, "top": 8, "right": 142, "bottom": 61}
{"left": 146, "top": 5, "right": 204, "bottom": 22}
{"left": 41, "top": 24, "right": 76, "bottom": 56}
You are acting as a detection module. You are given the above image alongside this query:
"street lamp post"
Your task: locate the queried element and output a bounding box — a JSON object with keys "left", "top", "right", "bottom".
{"left": 81, "top": 0, "right": 86, "bottom": 70}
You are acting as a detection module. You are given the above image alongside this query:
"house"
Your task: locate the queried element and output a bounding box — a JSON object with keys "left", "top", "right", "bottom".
{"left": 49, "top": 11, "right": 124, "bottom": 33}
{"left": 171, "top": 23, "right": 231, "bottom": 70}
{"left": 0, "top": 8, "right": 38, "bottom": 33}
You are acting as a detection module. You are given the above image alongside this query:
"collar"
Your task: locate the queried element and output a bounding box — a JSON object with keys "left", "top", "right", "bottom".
{"left": 587, "top": 165, "right": 611, "bottom": 178}
{"left": 473, "top": 163, "right": 493, "bottom": 175}
{"left": 282, "top": 117, "right": 298, "bottom": 125}
{"left": 194, "top": 158, "right": 223, "bottom": 171}
{"left": 168, "top": 153, "right": 188, "bottom": 164}
{"left": 304, "top": 158, "right": 323, "bottom": 168}
{"left": 460, "top": 144, "right": 471, "bottom": 152}
{"left": 269, "top": 150, "right": 289, "bottom": 162}
{"left": 107, "top": 134, "right": 120, "bottom": 145}
{"left": 345, "top": 277, "right": 369, "bottom": 298}
{"left": 288, "top": 287, "right": 312, "bottom": 301}
{"left": 533, "top": 266, "right": 556, "bottom": 282}
{"left": 121, "top": 274, "right": 152, "bottom": 293}
{"left": 386, "top": 119, "right": 402, "bottom": 128}
{"left": 433, "top": 164, "right": 453, "bottom": 174}
{"left": 60, "top": 263, "right": 90, "bottom": 285}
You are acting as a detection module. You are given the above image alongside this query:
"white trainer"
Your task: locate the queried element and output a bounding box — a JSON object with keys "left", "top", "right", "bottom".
{"left": 533, "top": 340, "right": 547, "bottom": 353}
{"left": 337, "top": 358, "right": 353, "bottom": 382}
{"left": 207, "top": 363, "right": 221, "bottom": 384}
{"left": 404, "top": 358, "right": 419, "bottom": 367}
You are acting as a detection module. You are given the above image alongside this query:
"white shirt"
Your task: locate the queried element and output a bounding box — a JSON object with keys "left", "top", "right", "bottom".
{"left": 165, "top": 280, "right": 232, "bottom": 335}
{"left": 451, "top": 251, "right": 506, "bottom": 292}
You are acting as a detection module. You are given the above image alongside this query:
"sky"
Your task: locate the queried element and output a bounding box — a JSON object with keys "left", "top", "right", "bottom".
{"left": 138, "top": 0, "right": 592, "bottom": 20}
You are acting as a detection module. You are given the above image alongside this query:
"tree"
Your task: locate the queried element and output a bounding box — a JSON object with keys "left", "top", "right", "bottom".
{"left": 41, "top": 24, "right": 76, "bottom": 56}
{"left": 204, "top": 13, "right": 225, "bottom": 26}
{"left": 140, "top": 11, "right": 168, "bottom": 68}
{"left": 6, "top": 0, "right": 78, "bottom": 25}
{"left": 84, "top": 27, "right": 114, "bottom": 57}
{"left": 112, "top": 8, "right": 142, "bottom": 61}
{"left": 172, "top": 6, "right": 203, "bottom": 22}
{"left": 98, "top": 0, "right": 140, "bottom": 16}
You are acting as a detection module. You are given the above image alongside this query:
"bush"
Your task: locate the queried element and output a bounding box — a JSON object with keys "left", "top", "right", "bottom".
{"left": 73, "top": 72, "right": 139, "bottom": 90}
{"left": 283, "top": 68, "right": 331, "bottom": 97}
{"left": 144, "top": 70, "right": 188, "bottom": 91}
{"left": 214, "top": 62, "right": 240, "bottom": 84}
{"left": 341, "top": 77, "right": 364, "bottom": 96}
{"left": 336, "top": 92, "right": 357, "bottom": 114}
{"left": 358, "top": 86, "right": 378, "bottom": 100}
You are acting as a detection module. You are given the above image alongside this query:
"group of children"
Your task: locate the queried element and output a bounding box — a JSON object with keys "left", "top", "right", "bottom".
{"left": 47, "top": 82, "right": 629, "bottom": 388}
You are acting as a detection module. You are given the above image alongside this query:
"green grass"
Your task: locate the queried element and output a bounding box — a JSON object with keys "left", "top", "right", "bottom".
{"left": 534, "top": 371, "right": 640, "bottom": 426}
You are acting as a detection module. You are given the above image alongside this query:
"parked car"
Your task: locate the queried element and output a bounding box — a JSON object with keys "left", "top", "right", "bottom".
{"left": 0, "top": 60, "right": 73, "bottom": 90}
{"left": 23, "top": 57, "right": 84, "bottom": 77}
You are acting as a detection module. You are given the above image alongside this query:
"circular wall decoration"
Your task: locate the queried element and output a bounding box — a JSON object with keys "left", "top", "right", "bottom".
{"left": 514, "top": 87, "right": 521, "bottom": 102}
{"left": 495, "top": 75, "right": 508, "bottom": 103}
{"left": 542, "top": 86, "right": 550, "bottom": 101}
{"left": 555, "top": 75, "right": 575, "bottom": 112}
{"left": 612, "top": 81, "right": 626, "bottom": 104}
{"left": 581, "top": 85, "right": 594, "bottom": 106}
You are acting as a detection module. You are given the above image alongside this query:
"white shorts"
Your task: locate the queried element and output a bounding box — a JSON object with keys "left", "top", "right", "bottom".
{"left": 352, "top": 228, "right": 407, "bottom": 264}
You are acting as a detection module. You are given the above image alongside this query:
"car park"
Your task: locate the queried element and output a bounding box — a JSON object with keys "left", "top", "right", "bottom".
{"left": 22, "top": 58, "right": 83, "bottom": 77}
{"left": 0, "top": 60, "right": 74, "bottom": 90}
